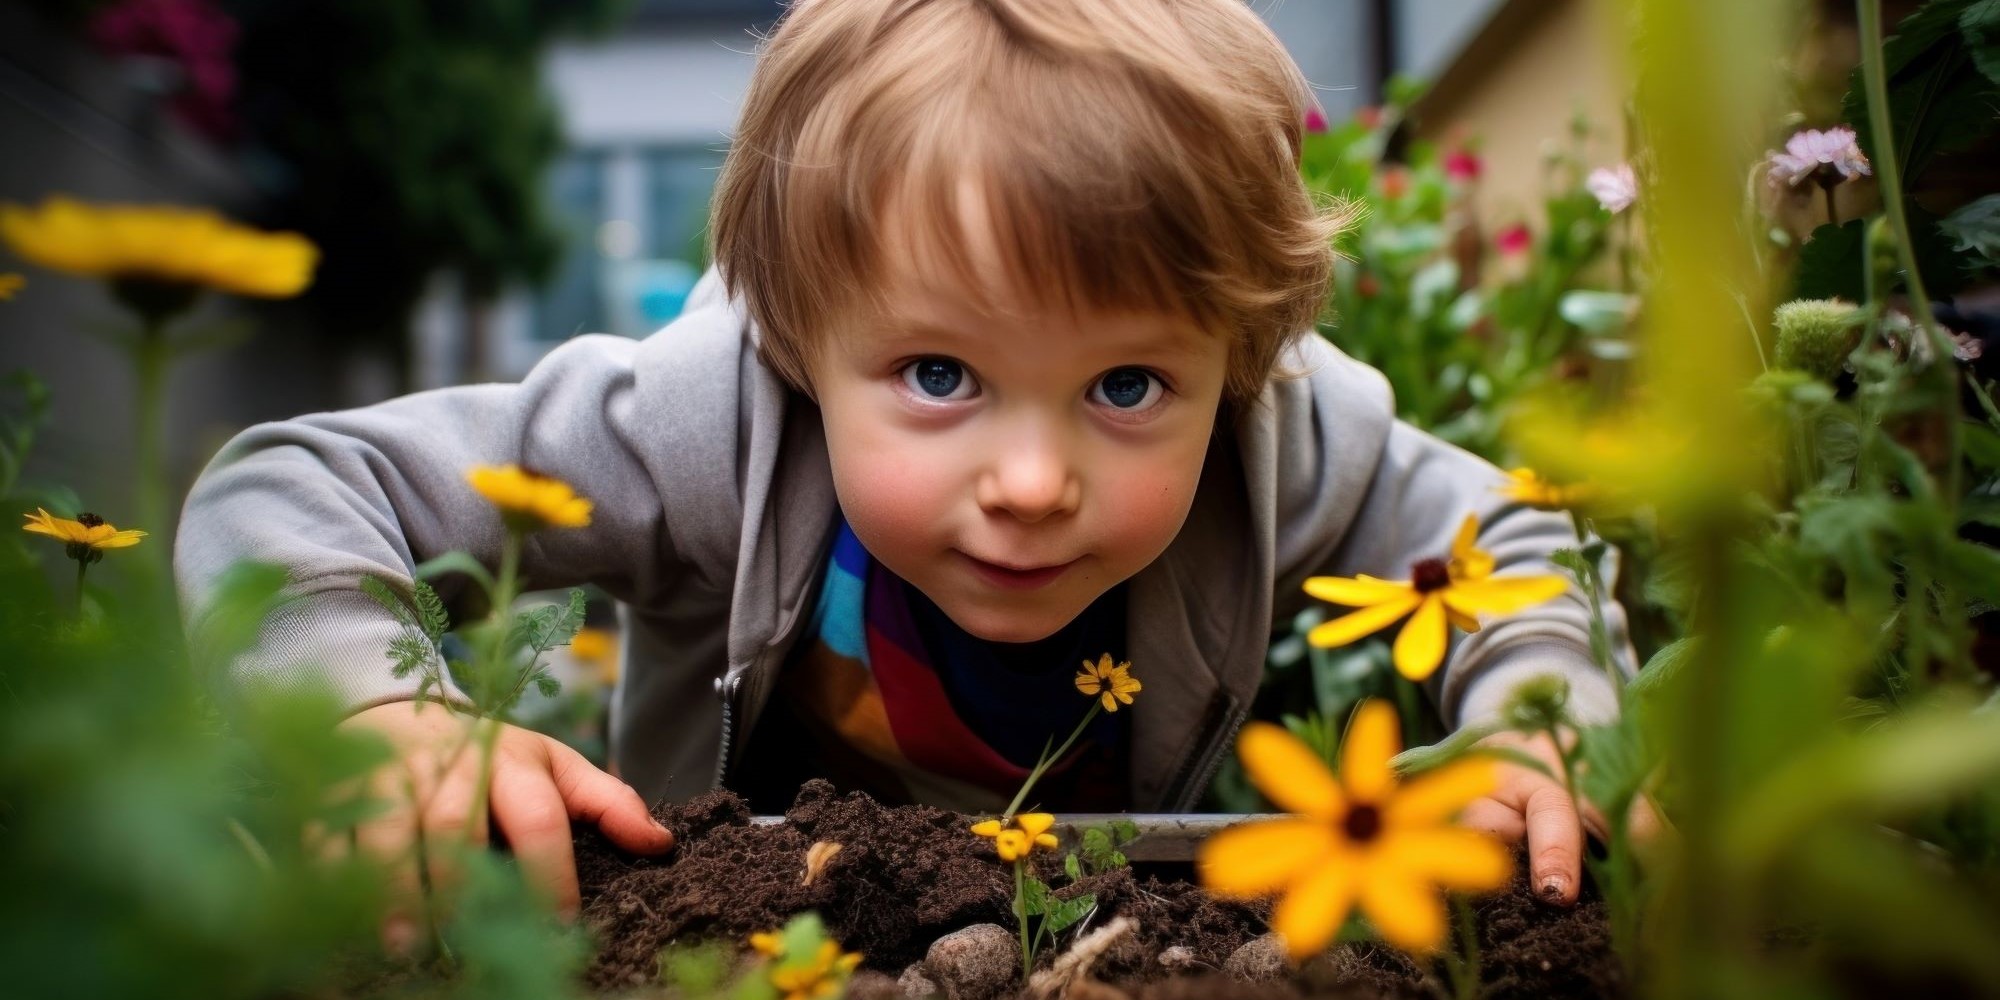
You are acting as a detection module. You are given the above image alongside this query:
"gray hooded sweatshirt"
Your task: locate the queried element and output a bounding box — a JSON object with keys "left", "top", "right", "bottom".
{"left": 176, "top": 268, "right": 1630, "bottom": 811}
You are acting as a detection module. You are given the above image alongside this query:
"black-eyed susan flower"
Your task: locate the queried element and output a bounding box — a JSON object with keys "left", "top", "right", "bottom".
{"left": 766, "top": 941, "right": 863, "bottom": 1000}
{"left": 1303, "top": 514, "right": 1567, "bottom": 681}
{"left": 0, "top": 272, "right": 23, "bottom": 300}
{"left": 466, "top": 464, "right": 593, "bottom": 533}
{"left": 1075, "top": 654, "right": 1141, "bottom": 713}
{"left": 1498, "top": 468, "right": 1596, "bottom": 511}
{"left": 970, "top": 812, "right": 1059, "bottom": 863}
{"left": 1197, "top": 700, "right": 1509, "bottom": 959}
{"left": 0, "top": 197, "right": 317, "bottom": 310}
{"left": 23, "top": 508, "right": 146, "bottom": 565}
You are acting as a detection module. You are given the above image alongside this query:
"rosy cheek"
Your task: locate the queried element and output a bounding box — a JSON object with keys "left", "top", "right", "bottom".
{"left": 826, "top": 418, "right": 958, "bottom": 550}
{"left": 1093, "top": 449, "right": 1202, "bottom": 566}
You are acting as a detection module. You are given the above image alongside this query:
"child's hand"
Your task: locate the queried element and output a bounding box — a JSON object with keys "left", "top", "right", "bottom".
{"left": 337, "top": 700, "right": 674, "bottom": 943}
{"left": 1457, "top": 730, "right": 1663, "bottom": 906}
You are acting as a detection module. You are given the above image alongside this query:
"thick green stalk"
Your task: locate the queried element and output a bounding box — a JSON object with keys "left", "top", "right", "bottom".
{"left": 1857, "top": 0, "right": 1960, "bottom": 505}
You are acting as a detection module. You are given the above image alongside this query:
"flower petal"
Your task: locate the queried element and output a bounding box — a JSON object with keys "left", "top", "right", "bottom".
{"left": 1340, "top": 700, "right": 1400, "bottom": 804}
{"left": 970, "top": 820, "right": 1002, "bottom": 838}
{"left": 1307, "top": 591, "right": 1423, "bottom": 648}
{"left": 1384, "top": 758, "right": 1497, "bottom": 828}
{"left": 1357, "top": 865, "right": 1448, "bottom": 956}
{"left": 1443, "top": 575, "right": 1571, "bottom": 617}
{"left": 1271, "top": 857, "right": 1359, "bottom": 961}
{"left": 1238, "top": 721, "right": 1346, "bottom": 818}
{"left": 1197, "top": 817, "right": 1340, "bottom": 898}
{"left": 1378, "top": 828, "right": 1512, "bottom": 892}
{"left": 1448, "top": 514, "right": 1482, "bottom": 564}
{"left": 1391, "top": 595, "right": 1449, "bottom": 681}
{"left": 92, "top": 529, "right": 147, "bottom": 549}
{"left": 1015, "top": 813, "right": 1055, "bottom": 838}
{"left": 1303, "top": 575, "right": 1414, "bottom": 607}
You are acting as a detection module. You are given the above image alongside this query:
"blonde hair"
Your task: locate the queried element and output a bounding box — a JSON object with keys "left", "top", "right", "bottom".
{"left": 710, "top": 0, "right": 1348, "bottom": 404}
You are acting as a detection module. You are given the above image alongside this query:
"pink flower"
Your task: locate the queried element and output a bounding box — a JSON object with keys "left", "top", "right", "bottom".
{"left": 89, "top": 0, "right": 239, "bottom": 141}
{"left": 1304, "top": 107, "right": 1329, "bottom": 134}
{"left": 1445, "top": 150, "right": 1482, "bottom": 183}
{"left": 1496, "top": 223, "right": 1532, "bottom": 257}
{"left": 1585, "top": 163, "right": 1638, "bottom": 214}
{"left": 1767, "top": 126, "right": 1872, "bottom": 189}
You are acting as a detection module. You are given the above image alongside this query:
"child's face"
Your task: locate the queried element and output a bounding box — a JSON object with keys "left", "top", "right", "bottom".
{"left": 808, "top": 196, "right": 1230, "bottom": 643}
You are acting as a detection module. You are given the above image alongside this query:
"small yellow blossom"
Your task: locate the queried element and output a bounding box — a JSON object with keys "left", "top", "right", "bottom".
{"left": 766, "top": 940, "right": 863, "bottom": 1000}
{"left": 0, "top": 196, "right": 317, "bottom": 298}
{"left": 1498, "top": 468, "right": 1596, "bottom": 511}
{"left": 569, "top": 626, "right": 617, "bottom": 685}
{"left": 22, "top": 508, "right": 146, "bottom": 564}
{"left": 466, "top": 464, "right": 593, "bottom": 532}
{"left": 1198, "top": 701, "right": 1509, "bottom": 959}
{"left": 0, "top": 272, "right": 24, "bottom": 300}
{"left": 1074, "top": 654, "right": 1142, "bottom": 712}
{"left": 1303, "top": 513, "right": 1568, "bottom": 681}
{"left": 970, "top": 812, "right": 1060, "bottom": 863}
{"left": 749, "top": 931, "right": 784, "bottom": 957}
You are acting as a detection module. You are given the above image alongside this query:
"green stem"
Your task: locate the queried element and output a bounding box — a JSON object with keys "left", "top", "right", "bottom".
{"left": 1450, "top": 895, "right": 1482, "bottom": 1000}
{"left": 1858, "top": 0, "right": 1959, "bottom": 507}
{"left": 1394, "top": 675, "right": 1424, "bottom": 750}
{"left": 132, "top": 320, "right": 171, "bottom": 538}
{"left": 1014, "top": 860, "right": 1033, "bottom": 984}
{"left": 74, "top": 558, "right": 87, "bottom": 618}
{"left": 1003, "top": 701, "right": 1102, "bottom": 820}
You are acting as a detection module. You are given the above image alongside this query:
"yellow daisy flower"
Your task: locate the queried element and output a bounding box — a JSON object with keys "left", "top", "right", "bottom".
{"left": 767, "top": 941, "right": 863, "bottom": 1000}
{"left": 1197, "top": 701, "right": 1509, "bottom": 959}
{"left": 1302, "top": 513, "right": 1569, "bottom": 681}
{"left": 970, "top": 812, "right": 1060, "bottom": 863}
{"left": 1074, "top": 654, "right": 1142, "bottom": 712}
{"left": 0, "top": 197, "right": 317, "bottom": 299}
{"left": 465, "top": 464, "right": 593, "bottom": 532}
{"left": 1498, "top": 468, "right": 1596, "bottom": 511}
{"left": 0, "top": 272, "right": 24, "bottom": 300}
{"left": 22, "top": 508, "right": 147, "bottom": 564}
{"left": 748, "top": 931, "right": 784, "bottom": 957}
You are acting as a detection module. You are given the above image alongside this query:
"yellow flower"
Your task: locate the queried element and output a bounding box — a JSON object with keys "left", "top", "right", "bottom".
{"left": 570, "top": 626, "right": 617, "bottom": 685}
{"left": 749, "top": 931, "right": 784, "bottom": 957}
{"left": 970, "top": 812, "right": 1060, "bottom": 863}
{"left": 1302, "top": 513, "right": 1568, "bottom": 681}
{"left": 1074, "top": 654, "right": 1141, "bottom": 712}
{"left": 1498, "top": 468, "right": 1596, "bottom": 511}
{"left": 0, "top": 197, "right": 317, "bottom": 299}
{"left": 466, "top": 464, "right": 593, "bottom": 532}
{"left": 22, "top": 508, "right": 147, "bottom": 564}
{"left": 0, "top": 272, "right": 24, "bottom": 300}
{"left": 1197, "top": 701, "right": 1509, "bottom": 959}
{"left": 766, "top": 940, "right": 863, "bottom": 1000}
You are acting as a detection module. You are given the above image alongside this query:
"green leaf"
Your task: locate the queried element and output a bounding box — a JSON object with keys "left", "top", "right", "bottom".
{"left": 1843, "top": 0, "right": 1999, "bottom": 189}
{"left": 1964, "top": 0, "right": 2000, "bottom": 84}
{"left": 1042, "top": 892, "right": 1096, "bottom": 935}
{"left": 1940, "top": 192, "right": 2000, "bottom": 267}
{"left": 1793, "top": 220, "right": 1866, "bottom": 302}
{"left": 413, "top": 580, "right": 450, "bottom": 640}
{"left": 1063, "top": 853, "right": 1081, "bottom": 881}
{"left": 415, "top": 550, "right": 497, "bottom": 592}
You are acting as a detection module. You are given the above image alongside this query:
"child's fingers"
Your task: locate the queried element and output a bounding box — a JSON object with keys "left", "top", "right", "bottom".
{"left": 489, "top": 762, "right": 582, "bottom": 916}
{"left": 1456, "top": 797, "right": 1527, "bottom": 842}
{"left": 543, "top": 736, "right": 675, "bottom": 855}
{"left": 1522, "top": 784, "right": 1584, "bottom": 906}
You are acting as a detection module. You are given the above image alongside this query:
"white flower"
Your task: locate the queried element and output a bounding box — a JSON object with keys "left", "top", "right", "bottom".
{"left": 1585, "top": 163, "right": 1638, "bottom": 214}
{"left": 1767, "top": 126, "right": 1872, "bottom": 188}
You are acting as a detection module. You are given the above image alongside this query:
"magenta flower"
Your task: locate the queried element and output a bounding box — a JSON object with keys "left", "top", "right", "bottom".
{"left": 89, "top": 0, "right": 239, "bottom": 141}
{"left": 1767, "top": 126, "right": 1872, "bottom": 189}
{"left": 1445, "top": 150, "right": 1482, "bottom": 183}
{"left": 1304, "top": 107, "right": 1329, "bottom": 134}
{"left": 1586, "top": 163, "right": 1638, "bottom": 214}
{"left": 1495, "top": 223, "right": 1532, "bottom": 257}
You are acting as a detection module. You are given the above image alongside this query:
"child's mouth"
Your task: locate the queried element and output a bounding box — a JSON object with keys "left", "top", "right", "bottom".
{"left": 958, "top": 552, "right": 1076, "bottom": 591}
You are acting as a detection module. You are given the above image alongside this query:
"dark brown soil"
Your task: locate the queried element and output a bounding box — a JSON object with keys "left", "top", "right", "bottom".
{"left": 576, "top": 781, "right": 1622, "bottom": 999}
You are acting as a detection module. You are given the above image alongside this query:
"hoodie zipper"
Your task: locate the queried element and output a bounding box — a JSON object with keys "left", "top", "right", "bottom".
{"left": 1165, "top": 695, "right": 1247, "bottom": 811}
{"left": 712, "top": 671, "right": 744, "bottom": 789}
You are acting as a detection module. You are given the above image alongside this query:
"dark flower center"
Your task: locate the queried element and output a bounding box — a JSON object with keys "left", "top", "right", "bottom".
{"left": 76, "top": 512, "right": 104, "bottom": 528}
{"left": 1411, "top": 557, "right": 1451, "bottom": 593}
{"left": 1342, "top": 803, "right": 1383, "bottom": 843}
{"left": 1811, "top": 162, "right": 1847, "bottom": 189}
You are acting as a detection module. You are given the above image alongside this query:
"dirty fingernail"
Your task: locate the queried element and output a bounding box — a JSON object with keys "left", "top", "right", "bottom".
{"left": 1538, "top": 877, "right": 1568, "bottom": 902}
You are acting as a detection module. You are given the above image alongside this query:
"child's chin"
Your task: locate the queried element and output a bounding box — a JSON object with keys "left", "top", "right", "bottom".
{"left": 933, "top": 598, "right": 1082, "bottom": 646}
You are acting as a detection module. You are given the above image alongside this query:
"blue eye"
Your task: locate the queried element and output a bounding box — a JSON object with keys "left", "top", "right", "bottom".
{"left": 1091, "top": 367, "right": 1163, "bottom": 410}
{"left": 901, "top": 358, "right": 977, "bottom": 400}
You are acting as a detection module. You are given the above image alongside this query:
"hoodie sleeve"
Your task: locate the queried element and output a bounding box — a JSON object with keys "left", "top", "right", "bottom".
{"left": 1267, "top": 335, "right": 1633, "bottom": 729}
{"left": 174, "top": 272, "right": 748, "bottom": 713}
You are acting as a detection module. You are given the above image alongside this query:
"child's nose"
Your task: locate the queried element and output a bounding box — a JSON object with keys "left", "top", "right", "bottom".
{"left": 975, "top": 436, "right": 1081, "bottom": 524}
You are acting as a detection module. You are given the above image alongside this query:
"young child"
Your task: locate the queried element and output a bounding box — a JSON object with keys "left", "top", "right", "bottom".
{"left": 176, "top": 0, "right": 1633, "bottom": 928}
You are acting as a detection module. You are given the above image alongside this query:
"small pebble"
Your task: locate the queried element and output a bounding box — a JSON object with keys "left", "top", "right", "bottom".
{"left": 1222, "top": 933, "right": 1287, "bottom": 983}
{"left": 899, "top": 964, "right": 942, "bottom": 999}
{"left": 924, "top": 923, "right": 1019, "bottom": 1000}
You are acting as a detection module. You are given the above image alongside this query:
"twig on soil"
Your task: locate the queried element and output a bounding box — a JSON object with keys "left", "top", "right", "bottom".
{"left": 1027, "top": 916, "right": 1136, "bottom": 1000}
